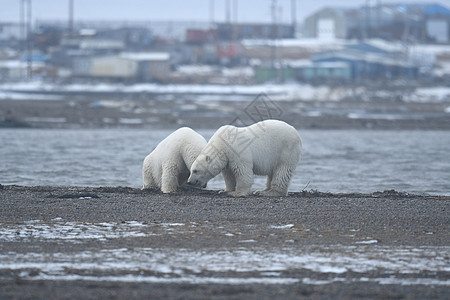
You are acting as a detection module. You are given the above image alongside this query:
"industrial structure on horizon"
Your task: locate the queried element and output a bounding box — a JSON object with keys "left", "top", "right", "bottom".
{"left": 0, "top": 1, "right": 449, "bottom": 84}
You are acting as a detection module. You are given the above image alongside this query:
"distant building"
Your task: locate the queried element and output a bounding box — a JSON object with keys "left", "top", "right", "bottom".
{"left": 295, "top": 61, "right": 352, "bottom": 83}
{"left": 186, "top": 29, "right": 217, "bottom": 44}
{"left": 253, "top": 39, "right": 420, "bottom": 84}
{"left": 304, "top": 3, "right": 450, "bottom": 43}
{"left": 0, "top": 60, "right": 26, "bottom": 81}
{"left": 73, "top": 55, "right": 136, "bottom": 80}
{"left": 0, "top": 23, "right": 23, "bottom": 46}
{"left": 216, "top": 23, "right": 295, "bottom": 40}
{"left": 422, "top": 3, "right": 450, "bottom": 43}
{"left": 52, "top": 35, "right": 125, "bottom": 69}
{"left": 95, "top": 27, "right": 154, "bottom": 50}
{"left": 72, "top": 52, "right": 170, "bottom": 82}
{"left": 20, "top": 51, "right": 50, "bottom": 63}
{"left": 78, "top": 39, "right": 125, "bottom": 51}
{"left": 121, "top": 52, "right": 170, "bottom": 82}
{"left": 254, "top": 64, "right": 296, "bottom": 83}
{"left": 0, "top": 60, "right": 54, "bottom": 82}
{"left": 216, "top": 42, "right": 244, "bottom": 65}
{"left": 304, "top": 7, "right": 360, "bottom": 40}
{"left": 311, "top": 41, "right": 418, "bottom": 81}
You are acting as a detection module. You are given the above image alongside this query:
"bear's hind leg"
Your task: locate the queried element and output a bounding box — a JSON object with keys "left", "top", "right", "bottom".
{"left": 265, "top": 174, "right": 272, "bottom": 191}
{"left": 253, "top": 174, "right": 272, "bottom": 195}
{"left": 260, "top": 166, "right": 294, "bottom": 196}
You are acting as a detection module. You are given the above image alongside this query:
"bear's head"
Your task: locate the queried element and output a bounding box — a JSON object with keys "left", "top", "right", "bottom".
{"left": 187, "top": 149, "right": 226, "bottom": 188}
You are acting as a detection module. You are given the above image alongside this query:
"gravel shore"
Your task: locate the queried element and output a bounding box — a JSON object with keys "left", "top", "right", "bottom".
{"left": 1, "top": 98, "right": 450, "bottom": 130}
{"left": 1, "top": 185, "right": 449, "bottom": 299}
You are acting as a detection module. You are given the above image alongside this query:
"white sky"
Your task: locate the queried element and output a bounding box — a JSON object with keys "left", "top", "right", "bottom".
{"left": 1, "top": 0, "right": 448, "bottom": 24}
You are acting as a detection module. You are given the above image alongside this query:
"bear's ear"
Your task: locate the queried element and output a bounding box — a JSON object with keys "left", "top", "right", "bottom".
{"left": 205, "top": 155, "right": 211, "bottom": 163}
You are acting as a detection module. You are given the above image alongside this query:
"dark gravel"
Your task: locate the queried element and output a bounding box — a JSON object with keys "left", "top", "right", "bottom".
{"left": 0, "top": 185, "right": 449, "bottom": 299}
{"left": 1, "top": 185, "right": 448, "bottom": 246}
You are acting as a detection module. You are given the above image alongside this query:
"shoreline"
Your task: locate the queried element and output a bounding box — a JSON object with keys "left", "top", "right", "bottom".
{"left": 1, "top": 185, "right": 449, "bottom": 299}
{"left": 2, "top": 183, "right": 448, "bottom": 197}
{"left": 1, "top": 98, "right": 450, "bottom": 130}
{"left": 2, "top": 184, "right": 448, "bottom": 245}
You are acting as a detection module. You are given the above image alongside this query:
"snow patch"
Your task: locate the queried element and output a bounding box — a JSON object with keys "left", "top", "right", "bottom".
{"left": 1, "top": 246, "right": 449, "bottom": 285}
{"left": 355, "top": 239, "right": 379, "bottom": 244}
{"left": 270, "top": 224, "right": 295, "bottom": 229}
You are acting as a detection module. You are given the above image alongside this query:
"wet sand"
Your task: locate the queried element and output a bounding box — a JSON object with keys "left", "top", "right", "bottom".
{"left": 0, "top": 185, "right": 449, "bottom": 299}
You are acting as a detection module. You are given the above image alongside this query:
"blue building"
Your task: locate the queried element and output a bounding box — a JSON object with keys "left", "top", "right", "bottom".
{"left": 310, "top": 41, "right": 418, "bottom": 81}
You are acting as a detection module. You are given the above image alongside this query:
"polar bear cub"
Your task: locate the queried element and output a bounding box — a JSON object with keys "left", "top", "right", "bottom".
{"left": 187, "top": 119, "right": 302, "bottom": 197}
{"left": 142, "top": 127, "right": 207, "bottom": 193}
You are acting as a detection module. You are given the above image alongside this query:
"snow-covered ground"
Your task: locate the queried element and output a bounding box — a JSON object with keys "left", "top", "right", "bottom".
{"left": 1, "top": 219, "right": 449, "bottom": 286}
{"left": 1, "top": 81, "right": 449, "bottom": 102}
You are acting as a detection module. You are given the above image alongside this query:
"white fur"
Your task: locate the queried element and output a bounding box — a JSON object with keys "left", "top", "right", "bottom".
{"left": 188, "top": 119, "right": 302, "bottom": 197}
{"left": 142, "top": 127, "right": 207, "bottom": 193}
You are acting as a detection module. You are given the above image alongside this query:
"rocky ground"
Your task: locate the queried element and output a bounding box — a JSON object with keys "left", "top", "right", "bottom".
{"left": 0, "top": 185, "right": 449, "bottom": 299}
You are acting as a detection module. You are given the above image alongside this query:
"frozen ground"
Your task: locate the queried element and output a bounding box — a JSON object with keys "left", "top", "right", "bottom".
{"left": 1, "top": 95, "right": 449, "bottom": 130}
{"left": 1, "top": 81, "right": 450, "bottom": 102}
{"left": 1, "top": 80, "right": 449, "bottom": 130}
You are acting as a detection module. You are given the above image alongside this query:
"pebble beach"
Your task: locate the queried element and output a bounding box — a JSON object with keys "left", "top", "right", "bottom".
{"left": 1, "top": 185, "right": 449, "bottom": 299}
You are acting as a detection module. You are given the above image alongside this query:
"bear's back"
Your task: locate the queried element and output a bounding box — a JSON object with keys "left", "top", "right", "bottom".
{"left": 247, "top": 119, "right": 301, "bottom": 158}
{"left": 157, "top": 127, "right": 204, "bottom": 148}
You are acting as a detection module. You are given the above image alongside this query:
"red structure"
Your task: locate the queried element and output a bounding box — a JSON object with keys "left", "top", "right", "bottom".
{"left": 186, "top": 29, "right": 217, "bottom": 44}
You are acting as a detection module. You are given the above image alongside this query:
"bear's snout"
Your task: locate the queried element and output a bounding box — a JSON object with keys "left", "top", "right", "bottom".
{"left": 187, "top": 179, "right": 206, "bottom": 188}
{"left": 187, "top": 180, "right": 197, "bottom": 186}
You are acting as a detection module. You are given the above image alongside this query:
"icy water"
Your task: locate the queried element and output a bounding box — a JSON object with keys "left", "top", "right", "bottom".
{"left": 0, "top": 129, "right": 449, "bottom": 195}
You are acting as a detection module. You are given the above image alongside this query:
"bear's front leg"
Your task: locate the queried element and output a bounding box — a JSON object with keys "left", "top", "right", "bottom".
{"left": 221, "top": 167, "right": 236, "bottom": 192}
{"left": 161, "top": 163, "right": 180, "bottom": 194}
{"left": 227, "top": 166, "right": 253, "bottom": 197}
{"left": 254, "top": 189, "right": 286, "bottom": 197}
{"left": 228, "top": 189, "right": 251, "bottom": 197}
{"left": 142, "top": 174, "right": 158, "bottom": 190}
{"left": 142, "top": 162, "right": 158, "bottom": 190}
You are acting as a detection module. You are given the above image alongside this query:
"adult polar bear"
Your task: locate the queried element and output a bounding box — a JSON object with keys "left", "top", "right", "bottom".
{"left": 142, "top": 127, "right": 207, "bottom": 193}
{"left": 187, "top": 120, "right": 302, "bottom": 197}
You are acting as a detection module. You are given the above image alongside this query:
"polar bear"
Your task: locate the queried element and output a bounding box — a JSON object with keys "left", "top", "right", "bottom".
{"left": 187, "top": 119, "right": 302, "bottom": 197}
{"left": 142, "top": 127, "right": 207, "bottom": 193}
